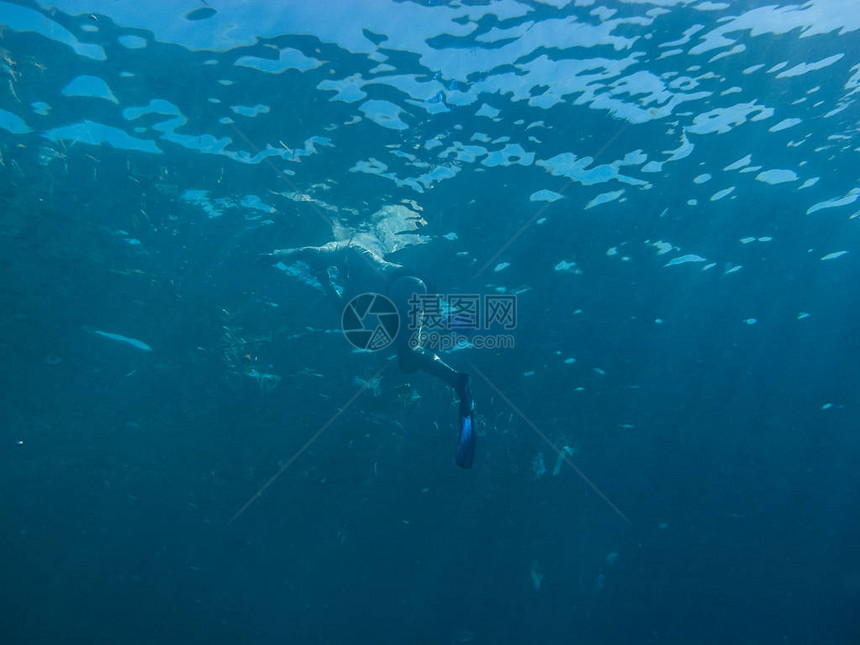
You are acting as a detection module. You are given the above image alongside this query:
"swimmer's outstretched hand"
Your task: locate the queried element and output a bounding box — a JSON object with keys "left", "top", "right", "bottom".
{"left": 256, "top": 249, "right": 298, "bottom": 264}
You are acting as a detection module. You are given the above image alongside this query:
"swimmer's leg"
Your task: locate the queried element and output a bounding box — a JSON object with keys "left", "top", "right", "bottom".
{"left": 389, "top": 275, "right": 476, "bottom": 468}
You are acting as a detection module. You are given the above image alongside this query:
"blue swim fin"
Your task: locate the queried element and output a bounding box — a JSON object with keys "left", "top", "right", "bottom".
{"left": 456, "top": 375, "right": 476, "bottom": 469}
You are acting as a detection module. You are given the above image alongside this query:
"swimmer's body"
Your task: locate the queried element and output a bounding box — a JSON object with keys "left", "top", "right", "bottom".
{"left": 261, "top": 241, "right": 476, "bottom": 469}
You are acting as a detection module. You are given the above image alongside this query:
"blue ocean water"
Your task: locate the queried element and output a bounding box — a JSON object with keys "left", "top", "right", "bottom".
{"left": 1, "top": 0, "right": 858, "bottom": 642}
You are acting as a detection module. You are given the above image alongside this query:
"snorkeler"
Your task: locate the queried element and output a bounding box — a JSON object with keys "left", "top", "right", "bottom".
{"left": 260, "top": 241, "right": 476, "bottom": 469}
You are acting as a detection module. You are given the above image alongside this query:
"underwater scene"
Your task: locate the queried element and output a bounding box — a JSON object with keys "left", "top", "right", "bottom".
{"left": 1, "top": 0, "right": 858, "bottom": 643}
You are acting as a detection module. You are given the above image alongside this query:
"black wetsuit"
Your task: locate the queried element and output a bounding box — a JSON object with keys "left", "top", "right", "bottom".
{"left": 289, "top": 243, "right": 462, "bottom": 390}
{"left": 273, "top": 242, "right": 475, "bottom": 468}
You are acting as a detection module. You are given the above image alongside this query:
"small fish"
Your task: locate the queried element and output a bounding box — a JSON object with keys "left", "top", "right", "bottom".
{"left": 87, "top": 327, "right": 153, "bottom": 352}
{"left": 664, "top": 254, "right": 706, "bottom": 267}
{"left": 186, "top": 6, "right": 217, "bottom": 21}
{"left": 551, "top": 446, "right": 574, "bottom": 477}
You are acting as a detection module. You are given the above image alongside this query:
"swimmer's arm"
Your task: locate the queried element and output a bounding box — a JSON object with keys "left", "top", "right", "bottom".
{"left": 268, "top": 242, "right": 340, "bottom": 271}
{"left": 265, "top": 244, "right": 344, "bottom": 304}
